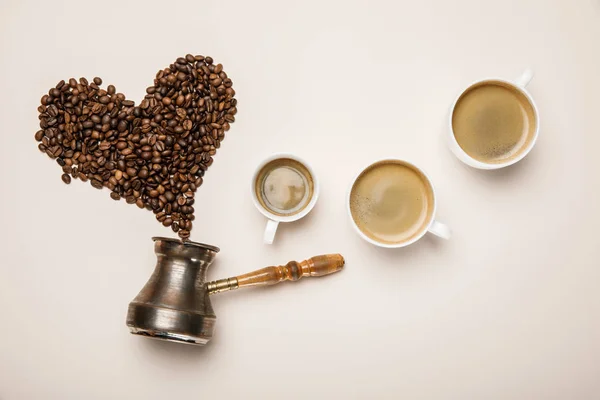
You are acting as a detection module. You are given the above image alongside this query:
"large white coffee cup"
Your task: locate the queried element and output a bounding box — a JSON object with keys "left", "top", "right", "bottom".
{"left": 448, "top": 69, "right": 539, "bottom": 169}
{"left": 347, "top": 159, "right": 451, "bottom": 248}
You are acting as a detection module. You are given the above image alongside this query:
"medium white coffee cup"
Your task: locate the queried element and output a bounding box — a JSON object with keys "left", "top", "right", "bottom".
{"left": 448, "top": 69, "right": 539, "bottom": 169}
{"left": 251, "top": 153, "right": 319, "bottom": 244}
{"left": 347, "top": 159, "right": 451, "bottom": 248}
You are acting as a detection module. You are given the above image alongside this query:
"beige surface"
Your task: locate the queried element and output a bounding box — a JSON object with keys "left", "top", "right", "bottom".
{"left": 1, "top": 0, "right": 599, "bottom": 398}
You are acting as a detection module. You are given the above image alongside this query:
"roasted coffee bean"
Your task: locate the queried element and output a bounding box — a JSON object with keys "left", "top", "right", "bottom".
{"left": 61, "top": 174, "right": 71, "bottom": 184}
{"left": 110, "top": 192, "right": 120, "bottom": 200}
{"left": 117, "top": 120, "right": 128, "bottom": 132}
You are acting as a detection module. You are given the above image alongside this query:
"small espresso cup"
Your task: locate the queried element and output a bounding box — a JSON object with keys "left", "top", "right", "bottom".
{"left": 448, "top": 69, "right": 539, "bottom": 169}
{"left": 251, "top": 153, "right": 319, "bottom": 244}
{"left": 347, "top": 159, "right": 451, "bottom": 248}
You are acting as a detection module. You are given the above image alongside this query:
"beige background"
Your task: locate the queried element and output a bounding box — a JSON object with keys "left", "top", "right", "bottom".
{"left": 1, "top": 0, "right": 599, "bottom": 398}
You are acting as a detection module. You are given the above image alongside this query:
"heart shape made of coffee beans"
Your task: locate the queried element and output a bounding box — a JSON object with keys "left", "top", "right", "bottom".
{"left": 34, "top": 54, "right": 237, "bottom": 240}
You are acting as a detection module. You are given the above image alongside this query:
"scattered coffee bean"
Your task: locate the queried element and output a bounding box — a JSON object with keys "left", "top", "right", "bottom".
{"left": 34, "top": 55, "right": 237, "bottom": 240}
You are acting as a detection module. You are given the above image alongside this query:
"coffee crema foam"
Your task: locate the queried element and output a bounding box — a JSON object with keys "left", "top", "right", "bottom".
{"left": 349, "top": 161, "right": 434, "bottom": 245}
{"left": 255, "top": 158, "right": 314, "bottom": 217}
{"left": 452, "top": 80, "right": 537, "bottom": 164}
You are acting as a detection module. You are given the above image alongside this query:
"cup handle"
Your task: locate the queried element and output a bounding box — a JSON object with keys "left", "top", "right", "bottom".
{"left": 264, "top": 219, "right": 279, "bottom": 244}
{"left": 515, "top": 68, "right": 534, "bottom": 88}
{"left": 428, "top": 220, "right": 452, "bottom": 240}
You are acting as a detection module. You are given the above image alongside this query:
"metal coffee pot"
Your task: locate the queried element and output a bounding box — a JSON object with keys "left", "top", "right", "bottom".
{"left": 126, "top": 237, "right": 344, "bottom": 345}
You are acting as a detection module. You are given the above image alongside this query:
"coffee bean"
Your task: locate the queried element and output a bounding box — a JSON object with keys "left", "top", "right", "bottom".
{"left": 91, "top": 179, "right": 103, "bottom": 189}
{"left": 61, "top": 174, "right": 71, "bottom": 184}
{"left": 93, "top": 77, "right": 103, "bottom": 85}
{"left": 117, "top": 120, "right": 128, "bottom": 132}
{"left": 110, "top": 192, "right": 120, "bottom": 200}
{"left": 137, "top": 168, "right": 149, "bottom": 179}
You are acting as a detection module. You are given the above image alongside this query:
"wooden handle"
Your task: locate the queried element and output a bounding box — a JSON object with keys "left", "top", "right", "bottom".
{"left": 206, "top": 254, "right": 344, "bottom": 295}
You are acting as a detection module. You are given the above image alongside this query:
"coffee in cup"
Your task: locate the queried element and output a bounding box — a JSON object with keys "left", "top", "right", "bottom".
{"left": 252, "top": 154, "right": 319, "bottom": 244}
{"left": 448, "top": 69, "right": 539, "bottom": 169}
{"left": 254, "top": 157, "right": 314, "bottom": 217}
{"left": 347, "top": 159, "right": 450, "bottom": 248}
